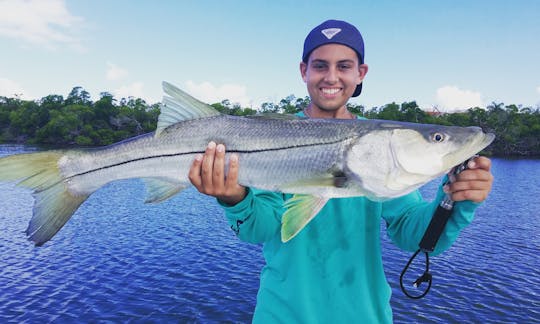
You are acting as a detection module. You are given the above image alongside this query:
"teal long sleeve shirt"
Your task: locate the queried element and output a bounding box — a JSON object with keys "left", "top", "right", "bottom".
{"left": 219, "top": 111, "right": 479, "bottom": 323}
{"left": 220, "top": 183, "right": 480, "bottom": 323}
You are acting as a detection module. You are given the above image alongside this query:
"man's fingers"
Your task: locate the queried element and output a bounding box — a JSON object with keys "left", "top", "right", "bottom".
{"left": 225, "top": 153, "right": 239, "bottom": 189}
{"left": 446, "top": 180, "right": 489, "bottom": 193}
{"left": 188, "top": 153, "right": 204, "bottom": 189}
{"left": 456, "top": 169, "right": 493, "bottom": 182}
{"left": 450, "top": 189, "right": 489, "bottom": 203}
{"left": 212, "top": 144, "right": 226, "bottom": 190}
{"left": 219, "top": 153, "right": 247, "bottom": 205}
{"left": 444, "top": 156, "right": 494, "bottom": 203}
{"left": 188, "top": 142, "right": 246, "bottom": 204}
{"left": 468, "top": 156, "right": 491, "bottom": 171}
{"left": 201, "top": 141, "right": 217, "bottom": 190}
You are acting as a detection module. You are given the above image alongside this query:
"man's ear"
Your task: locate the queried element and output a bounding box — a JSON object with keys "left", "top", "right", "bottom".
{"left": 300, "top": 62, "right": 308, "bottom": 82}
{"left": 358, "top": 64, "right": 369, "bottom": 83}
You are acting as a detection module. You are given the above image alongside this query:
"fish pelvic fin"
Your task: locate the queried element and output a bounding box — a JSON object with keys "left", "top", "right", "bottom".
{"left": 156, "top": 82, "right": 221, "bottom": 137}
{"left": 0, "top": 151, "right": 89, "bottom": 246}
{"left": 143, "top": 177, "right": 187, "bottom": 203}
{"left": 281, "top": 195, "right": 329, "bottom": 242}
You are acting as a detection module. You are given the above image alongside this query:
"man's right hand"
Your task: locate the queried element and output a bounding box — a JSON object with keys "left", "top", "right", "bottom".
{"left": 188, "top": 141, "right": 247, "bottom": 206}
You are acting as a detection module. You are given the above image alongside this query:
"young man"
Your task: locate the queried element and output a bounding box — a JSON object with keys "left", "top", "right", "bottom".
{"left": 188, "top": 20, "right": 493, "bottom": 323}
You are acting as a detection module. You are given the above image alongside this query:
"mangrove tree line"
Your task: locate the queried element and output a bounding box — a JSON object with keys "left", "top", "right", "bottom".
{"left": 1, "top": 87, "right": 539, "bottom": 156}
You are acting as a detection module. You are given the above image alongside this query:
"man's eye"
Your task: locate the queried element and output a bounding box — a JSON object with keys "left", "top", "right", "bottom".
{"left": 339, "top": 64, "right": 352, "bottom": 70}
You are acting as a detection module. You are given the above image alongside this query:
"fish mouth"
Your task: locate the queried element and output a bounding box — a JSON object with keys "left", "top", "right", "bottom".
{"left": 444, "top": 131, "right": 495, "bottom": 169}
{"left": 468, "top": 131, "right": 495, "bottom": 154}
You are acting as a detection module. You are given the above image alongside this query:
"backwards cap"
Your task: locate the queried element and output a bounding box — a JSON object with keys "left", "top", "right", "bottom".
{"left": 302, "top": 19, "right": 365, "bottom": 97}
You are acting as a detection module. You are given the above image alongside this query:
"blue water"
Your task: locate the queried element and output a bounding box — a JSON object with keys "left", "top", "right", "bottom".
{"left": 0, "top": 145, "right": 539, "bottom": 323}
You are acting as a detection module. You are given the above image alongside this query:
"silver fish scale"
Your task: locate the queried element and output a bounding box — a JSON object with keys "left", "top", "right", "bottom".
{"left": 158, "top": 115, "right": 359, "bottom": 192}
{"left": 161, "top": 115, "right": 362, "bottom": 152}
{"left": 62, "top": 115, "right": 364, "bottom": 195}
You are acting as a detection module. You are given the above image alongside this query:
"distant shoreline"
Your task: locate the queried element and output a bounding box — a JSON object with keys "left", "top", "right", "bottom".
{"left": 2, "top": 93, "right": 539, "bottom": 156}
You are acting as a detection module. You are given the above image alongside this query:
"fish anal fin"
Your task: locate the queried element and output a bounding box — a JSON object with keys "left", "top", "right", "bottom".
{"left": 156, "top": 82, "right": 221, "bottom": 137}
{"left": 281, "top": 195, "right": 329, "bottom": 242}
{"left": 143, "top": 177, "right": 187, "bottom": 203}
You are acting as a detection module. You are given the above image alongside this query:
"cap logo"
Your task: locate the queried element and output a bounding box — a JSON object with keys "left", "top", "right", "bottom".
{"left": 321, "top": 28, "right": 341, "bottom": 39}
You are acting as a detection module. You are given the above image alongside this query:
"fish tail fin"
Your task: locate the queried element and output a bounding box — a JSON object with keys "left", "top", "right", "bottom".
{"left": 0, "top": 151, "right": 89, "bottom": 246}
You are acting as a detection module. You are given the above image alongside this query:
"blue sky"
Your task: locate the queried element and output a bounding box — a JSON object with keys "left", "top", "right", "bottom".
{"left": 1, "top": 0, "right": 539, "bottom": 112}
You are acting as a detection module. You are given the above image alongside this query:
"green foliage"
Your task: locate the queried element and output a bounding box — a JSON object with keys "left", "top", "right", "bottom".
{"left": 211, "top": 100, "right": 257, "bottom": 116}
{"left": 75, "top": 135, "right": 93, "bottom": 146}
{"left": 1, "top": 87, "right": 159, "bottom": 146}
{"left": 1, "top": 87, "right": 539, "bottom": 156}
{"left": 260, "top": 95, "right": 309, "bottom": 115}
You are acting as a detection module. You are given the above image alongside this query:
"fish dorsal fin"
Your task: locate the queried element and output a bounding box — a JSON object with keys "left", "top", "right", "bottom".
{"left": 156, "top": 81, "right": 221, "bottom": 137}
{"left": 281, "top": 195, "right": 329, "bottom": 242}
{"left": 143, "top": 177, "right": 187, "bottom": 203}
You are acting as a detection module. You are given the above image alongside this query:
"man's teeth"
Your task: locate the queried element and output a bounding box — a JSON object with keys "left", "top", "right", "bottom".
{"left": 322, "top": 88, "right": 340, "bottom": 94}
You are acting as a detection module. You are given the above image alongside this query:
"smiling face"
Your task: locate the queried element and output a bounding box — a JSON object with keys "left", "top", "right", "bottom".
{"left": 300, "top": 44, "right": 368, "bottom": 118}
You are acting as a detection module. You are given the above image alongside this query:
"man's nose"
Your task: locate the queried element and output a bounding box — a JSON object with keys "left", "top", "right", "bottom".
{"left": 324, "top": 67, "right": 339, "bottom": 83}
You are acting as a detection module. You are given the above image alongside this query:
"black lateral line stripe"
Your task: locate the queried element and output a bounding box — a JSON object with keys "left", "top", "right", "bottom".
{"left": 69, "top": 139, "right": 347, "bottom": 178}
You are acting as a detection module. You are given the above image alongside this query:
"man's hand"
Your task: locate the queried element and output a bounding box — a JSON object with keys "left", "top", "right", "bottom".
{"left": 188, "top": 141, "right": 247, "bottom": 206}
{"left": 444, "top": 156, "right": 494, "bottom": 203}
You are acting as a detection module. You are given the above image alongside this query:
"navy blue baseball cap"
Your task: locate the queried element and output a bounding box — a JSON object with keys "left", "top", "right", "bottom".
{"left": 302, "top": 20, "right": 365, "bottom": 97}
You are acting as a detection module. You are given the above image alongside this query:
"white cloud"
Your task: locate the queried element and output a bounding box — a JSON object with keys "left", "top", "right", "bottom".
{"left": 106, "top": 62, "right": 129, "bottom": 81}
{"left": 114, "top": 82, "right": 145, "bottom": 100}
{"left": 0, "top": 78, "right": 26, "bottom": 98}
{"left": 0, "top": 0, "right": 83, "bottom": 49}
{"left": 435, "top": 86, "right": 483, "bottom": 112}
{"left": 185, "top": 80, "right": 251, "bottom": 107}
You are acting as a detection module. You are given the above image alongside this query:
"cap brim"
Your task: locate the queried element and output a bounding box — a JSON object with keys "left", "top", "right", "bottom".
{"left": 352, "top": 83, "right": 362, "bottom": 97}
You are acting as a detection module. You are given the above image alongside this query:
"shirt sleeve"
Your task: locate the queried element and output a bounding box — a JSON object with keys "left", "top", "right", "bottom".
{"left": 382, "top": 177, "right": 480, "bottom": 256}
{"left": 217, "top": 187, "right": 287, "bottom": 244}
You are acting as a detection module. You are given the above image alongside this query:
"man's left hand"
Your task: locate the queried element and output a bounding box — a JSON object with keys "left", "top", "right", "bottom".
{"left": 444, "top": 156, "right": 494, "bottom": 203}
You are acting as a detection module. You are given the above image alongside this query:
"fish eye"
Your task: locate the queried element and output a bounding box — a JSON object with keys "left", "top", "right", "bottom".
{"left": 431, "top": 132, "right": 445, "bottom": 143}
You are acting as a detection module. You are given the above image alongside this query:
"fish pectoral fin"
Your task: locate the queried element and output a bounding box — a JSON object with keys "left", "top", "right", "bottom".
{"left": 143, "top": 177, "right": 187, "bottom": 203}
{"left": 281, "top": 195, "right": 329, "bottom": 242}
{"left": 156, "top": 82, "right": 221, "bottom": 137}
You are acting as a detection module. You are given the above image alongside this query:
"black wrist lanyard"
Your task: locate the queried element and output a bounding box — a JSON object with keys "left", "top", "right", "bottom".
{"left": 399, "top": 156, "right": 475, "bottom": 299}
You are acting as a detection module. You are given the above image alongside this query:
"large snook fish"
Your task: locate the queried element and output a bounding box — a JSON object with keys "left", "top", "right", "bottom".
{"left": 0, "top": 82, "right": 495, "bottom": 245}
